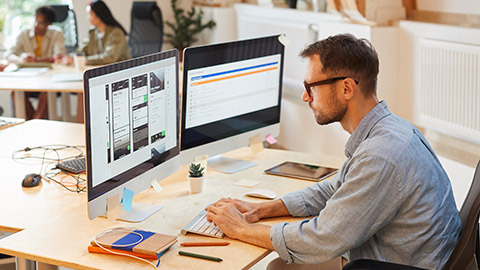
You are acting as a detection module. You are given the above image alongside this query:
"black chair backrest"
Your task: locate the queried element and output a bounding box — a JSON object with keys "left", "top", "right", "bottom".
{"left": 444, "top": 160, "right": 480, "bottom": 270}
{"left": 49, "top": 4, "right": 78, "bottom": 54}
{"left": 129, "top": 1, "right": 163, "bottom": 58}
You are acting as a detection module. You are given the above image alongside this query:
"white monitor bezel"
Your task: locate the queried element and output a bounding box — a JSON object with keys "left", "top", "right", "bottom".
{"left": 83, "top": 50, "right": 180, "bottom": 220}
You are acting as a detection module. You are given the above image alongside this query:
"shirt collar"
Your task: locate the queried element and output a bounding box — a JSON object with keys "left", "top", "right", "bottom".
{"left": 28, "top": 26, "right": 54, "bottom": 39}
{"left": 344, "top": 100, "right": 391, "bottom": 158}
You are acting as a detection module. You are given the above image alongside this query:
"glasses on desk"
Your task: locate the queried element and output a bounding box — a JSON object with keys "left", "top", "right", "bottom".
{"left": 303, "top": 77, "right": 359, "bottom": 98}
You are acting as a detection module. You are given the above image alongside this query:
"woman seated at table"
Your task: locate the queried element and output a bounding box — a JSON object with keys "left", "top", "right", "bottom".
{"left": 73, "top": 0, "right": 131, "bottom": 122}
{"left": 78, "top": 0, "right": 131, "bottom": 65}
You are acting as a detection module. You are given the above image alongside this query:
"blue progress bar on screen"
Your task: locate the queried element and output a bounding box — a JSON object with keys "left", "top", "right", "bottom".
{"left": 191, "top": 61, "right": 278, "bottom": 81}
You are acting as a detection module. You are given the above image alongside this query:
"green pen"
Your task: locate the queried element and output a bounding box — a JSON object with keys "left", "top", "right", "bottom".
{"left": 178, "top": 251, "right": 223, "bottom": 262}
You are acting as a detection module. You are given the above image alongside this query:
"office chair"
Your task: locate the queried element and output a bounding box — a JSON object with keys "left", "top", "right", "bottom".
{"left": 49, "top": 4, "right": 78, "bottom": 54}
{"left": 129, "top": 2, "right": 163, "bottom": 58}
{"left": 343, "top": 160, "right": 480, "bottom": 270}
{"left": 48, "top": 5, "right": 79, "bottom": 121}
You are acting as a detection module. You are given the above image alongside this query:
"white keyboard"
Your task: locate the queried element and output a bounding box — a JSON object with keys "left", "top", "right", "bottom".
{"left": 181, "top": 208, "right": 225, "bottom": 238}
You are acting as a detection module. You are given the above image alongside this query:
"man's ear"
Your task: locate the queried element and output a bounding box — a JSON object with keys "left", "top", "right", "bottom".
{"left": 342, "top": 78, "right": 357, "bottom": 100}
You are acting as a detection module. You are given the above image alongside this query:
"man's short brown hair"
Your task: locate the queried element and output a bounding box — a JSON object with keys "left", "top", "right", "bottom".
{"left": 300, "top": 34, "right": 379, "bottom": 97}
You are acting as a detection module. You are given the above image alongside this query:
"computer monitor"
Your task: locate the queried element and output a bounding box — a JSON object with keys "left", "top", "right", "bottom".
{"left": 84, "top": 49, "right": 180, "bottom": 222}
{"left": 180, "top": 35, "right": 284, "bottom": 173}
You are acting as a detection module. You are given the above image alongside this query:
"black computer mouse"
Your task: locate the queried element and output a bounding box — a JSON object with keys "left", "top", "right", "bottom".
{"left": 22, "top": 173, "right": 42, "bottom": 188}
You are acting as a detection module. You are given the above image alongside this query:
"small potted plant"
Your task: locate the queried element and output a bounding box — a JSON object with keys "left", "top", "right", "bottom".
{"left": 188, "top": 163, "right": 205, "bottom": 193}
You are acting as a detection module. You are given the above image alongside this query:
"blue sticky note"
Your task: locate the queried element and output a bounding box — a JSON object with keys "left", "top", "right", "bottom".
{"left": 121, "top": 187, "right": 134, "bottom": 212}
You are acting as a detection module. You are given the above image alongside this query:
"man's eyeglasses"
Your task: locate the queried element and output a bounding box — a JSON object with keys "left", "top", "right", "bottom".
{"left": 303, "top": 77, "right": 359, "bottom": 97}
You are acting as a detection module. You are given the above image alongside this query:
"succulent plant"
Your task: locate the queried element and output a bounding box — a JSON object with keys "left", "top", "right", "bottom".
{"left": 188, "top": 163, "right": 205, "bottom": 178}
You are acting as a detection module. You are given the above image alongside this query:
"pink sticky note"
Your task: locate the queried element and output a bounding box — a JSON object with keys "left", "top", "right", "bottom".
{"left": 265, "top": 134, "right": 277, "bottom": 145}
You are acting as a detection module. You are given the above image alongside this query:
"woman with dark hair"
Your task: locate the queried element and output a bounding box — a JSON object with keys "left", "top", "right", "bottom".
{"left": 74, "top": 0, "right": 131, "bottom": 123}
{"left": 79, "top": 0, "right": 131, "bottom": 65}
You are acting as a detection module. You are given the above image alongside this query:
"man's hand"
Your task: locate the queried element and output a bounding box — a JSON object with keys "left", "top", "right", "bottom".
{"left": 20, "top": 53, "right": 35, "bottom": 63}
{"left": 206, "top": 202, "right": 249, "bottom": 240}
{"left": 206, "top": 199, "right": 276, "bottom": 250}
{"left": 210, "top": 197, "right": 262, "bottom": 223}
{"left": 53, "top": 54, "right": 65, "bottom": 64}
{"left": 34, "top": 56, "right": 54, "bottom": 63}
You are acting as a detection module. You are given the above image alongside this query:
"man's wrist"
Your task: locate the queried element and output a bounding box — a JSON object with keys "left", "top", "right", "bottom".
{"left": 258, "top": 199, "right": 287, "bottom": 219}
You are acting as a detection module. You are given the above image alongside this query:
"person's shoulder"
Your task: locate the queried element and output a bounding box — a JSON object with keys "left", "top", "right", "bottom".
{"left": 358, "top": 114, "right": 414, "bottom": 161}
{"left": 47, "top": 25, "right": 64, "bottom": 34}
{"left": 17, "top": 28, "right": 32, "bottom": 36}
{"left": 109, "top": 26, "right": 126, "bottom": 36}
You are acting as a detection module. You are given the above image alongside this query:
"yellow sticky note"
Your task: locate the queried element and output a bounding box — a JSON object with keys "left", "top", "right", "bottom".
{"left": 151, "top": 178, "right": 163, "bottom": 192}
{"left": 278, "top": 34, "right": 290, "bottom": 46}
{"left": 107, "top": 194, "right": 120, "bottom": 221}
{"left": 249, "top": 134, "right": 264, "bottom": 155}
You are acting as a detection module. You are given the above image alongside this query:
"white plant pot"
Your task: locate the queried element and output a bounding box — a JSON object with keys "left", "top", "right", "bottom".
{"left": 188, "top": 176, "right": 204, "bottom": 193}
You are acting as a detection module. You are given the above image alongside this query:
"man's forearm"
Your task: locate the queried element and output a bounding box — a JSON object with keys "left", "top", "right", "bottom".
{"left": 257, "top": 199, "right": 290, "bottom": 219}
{"left": 235, "top": 199, "right": 288, "bottom": 249}
{"left": 238, "top": 223, "right": 274, "bottom": 250}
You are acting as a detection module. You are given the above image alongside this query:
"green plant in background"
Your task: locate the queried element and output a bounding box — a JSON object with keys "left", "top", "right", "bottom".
{"left": 0, "top": 10, "right": 6, "bottom": 32}
{"left": 165, "top": 0, "right": 216, "bottom": 57}
{"left": 188, "top": 163, "right": 205, "bottom": 178}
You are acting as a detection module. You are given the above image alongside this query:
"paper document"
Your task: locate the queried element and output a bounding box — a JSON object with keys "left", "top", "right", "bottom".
{"left": 0, "top": 67, "right": 49, "bottom": 77}
{"left": 51, "top": 73, "right": 83, "bottom": 82}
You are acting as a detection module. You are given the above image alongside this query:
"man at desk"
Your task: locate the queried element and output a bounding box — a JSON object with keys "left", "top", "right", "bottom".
{"left": 4, "top": 5, "right": 66, "bottom": 119}
{"left": 207, "top": 34, "right": 461, "bottom": 270}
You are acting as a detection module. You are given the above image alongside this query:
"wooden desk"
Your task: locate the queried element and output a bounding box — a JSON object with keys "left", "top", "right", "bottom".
{"left": 0, "top": 120, "right": 86, "bottom": 233}
{"left": 0, "top": 120, "right": 345, "bottom": 269}
{"left": 0, "top": 65, "right": 83, "bottom": 121}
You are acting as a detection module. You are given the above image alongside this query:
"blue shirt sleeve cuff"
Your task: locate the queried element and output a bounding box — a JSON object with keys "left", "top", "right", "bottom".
{"left": 270, "top": 223, "right": 294, "bottom": 264}
{"left": 281, "top": 192, "right": 310, "bottom": 217}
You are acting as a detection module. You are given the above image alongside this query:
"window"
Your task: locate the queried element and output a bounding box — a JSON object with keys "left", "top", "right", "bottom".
{"left": 0, "top": 0, "right": 71, "bottom": 49}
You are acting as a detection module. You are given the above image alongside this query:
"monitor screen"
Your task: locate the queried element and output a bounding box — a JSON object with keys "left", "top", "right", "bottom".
{"left": 84, "top": 50, "right": 180, "bottom": 221}
{"left": 180, "top": 35, "right": 284, "bottom": 172}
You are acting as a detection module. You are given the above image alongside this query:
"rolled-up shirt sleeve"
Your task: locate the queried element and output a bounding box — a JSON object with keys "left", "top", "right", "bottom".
{"left": 270, "top": 155, "right": 402, "bottom": 264}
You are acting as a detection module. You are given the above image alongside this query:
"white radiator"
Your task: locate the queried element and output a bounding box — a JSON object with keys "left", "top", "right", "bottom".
{"left": 417, "top": 38, "right": 480, "bottom": 143}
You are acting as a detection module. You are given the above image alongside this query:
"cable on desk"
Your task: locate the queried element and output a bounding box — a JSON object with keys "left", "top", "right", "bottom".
{"left": 12, "top": 144, "right": 86, "bottom": 192}
{"left": 12, "top": 144, "right": 84, "bottom": 163}
{"left": 43, "top": 168, "right": 86, "bottom": 193}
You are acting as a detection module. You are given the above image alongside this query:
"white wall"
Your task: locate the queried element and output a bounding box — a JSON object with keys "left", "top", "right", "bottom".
{"left": 71, "top": 0, "right": 480, "bottom": 49}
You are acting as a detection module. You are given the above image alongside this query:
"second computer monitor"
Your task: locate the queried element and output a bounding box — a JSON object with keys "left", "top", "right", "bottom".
{"left": 180, "top": 35, "right": 285, "bottom": 172}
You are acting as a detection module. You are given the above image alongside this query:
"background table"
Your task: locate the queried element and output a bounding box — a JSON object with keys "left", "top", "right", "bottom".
{"left": 0, "top": 65, "right": 83, "bottom": 121}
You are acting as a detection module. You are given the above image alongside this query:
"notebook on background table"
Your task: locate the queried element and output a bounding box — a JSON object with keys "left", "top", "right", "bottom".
{"left": 0, "top": 117, "right": 25, "bottom": 130}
